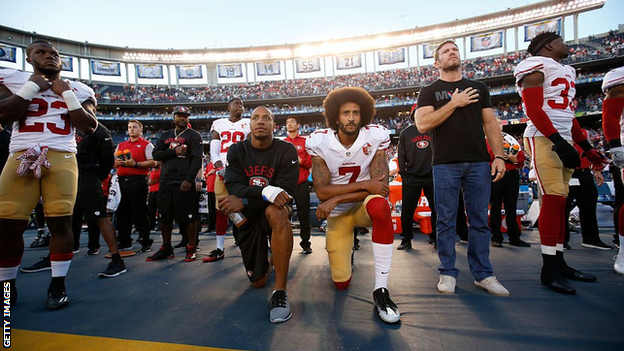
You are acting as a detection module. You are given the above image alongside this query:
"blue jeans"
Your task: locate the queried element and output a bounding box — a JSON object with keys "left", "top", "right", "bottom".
{"left": 433, "top": 162, "right": 494, "bottom": 281}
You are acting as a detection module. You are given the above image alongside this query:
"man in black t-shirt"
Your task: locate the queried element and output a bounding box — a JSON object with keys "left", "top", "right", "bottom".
{"left": 416, "top": 40, "right": 509, "bottom": 297}
{"left": 218, "top": 106, "right": 298, "bottom": 323}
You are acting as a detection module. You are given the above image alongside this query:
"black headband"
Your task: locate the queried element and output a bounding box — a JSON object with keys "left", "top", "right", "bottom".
{"left": 528, "top": 32, "right": 561, "bottom": 55}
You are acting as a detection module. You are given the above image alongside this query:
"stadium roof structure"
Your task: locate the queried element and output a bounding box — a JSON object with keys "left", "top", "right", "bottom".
{"left": 0, "top": 0, "right": 605, "bottom": 63}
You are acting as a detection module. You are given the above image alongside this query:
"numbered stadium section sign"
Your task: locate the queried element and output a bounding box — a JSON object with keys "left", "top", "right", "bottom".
{"left": 177, "top": 64, "right": 203, "bottom": 79}
{"left": 524, "top": 18, "right": 561, "bottom": 42}
{"left": 91, "top": 60, "right": 121, "bottom": 76}
{"left": 60, "top": 56, "right": 73, "bottom": 72}
{"left": 0, "top": 44, "right": 17, "bottom": 63}
{"left": 136, "top": 64, "right": 164, "bottom": 79}
{"left": 295, "top": 57, "right": 321, "bottom": 73}
{"left": 217, "top": 64, "right": 243, "bottom": 78}
{"left": 378, "top": 48, "right": 405, "bottom": 66}
{"left": 470, "top": 31, "right": 503, "bottom": 52}
{"left": 335, "top": 53, "right": 362, "bottom": 71}
{"left": 256, "top": 61, "right": 281, "bottom": 76}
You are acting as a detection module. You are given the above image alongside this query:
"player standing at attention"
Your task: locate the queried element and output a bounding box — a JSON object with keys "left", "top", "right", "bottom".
{"left": 204, "top": 97, "right": 250, "bottom": 262}
{"left": 0, "top": 40, "right": 97, "bottom": 310}
{"left": 515, "top": 32, "right": 607, "bottom": 294}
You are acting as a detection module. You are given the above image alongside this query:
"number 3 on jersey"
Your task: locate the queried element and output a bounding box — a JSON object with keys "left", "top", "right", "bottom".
{"left": 547, "top": 77, "right": 575, "bottom": 111}
{"left": 19, "top": 98, "right": 71, "bottom": 135}
{"left": 220, "top": 131, "right": 245, "bottom": 152}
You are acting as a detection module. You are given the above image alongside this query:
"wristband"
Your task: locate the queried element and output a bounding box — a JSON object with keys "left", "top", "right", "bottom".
{"left": 494, "top": 155, "right": 506, "bottom": 161}
{"left": 577, "top": 139, "right": 593, "bottom": 152}
{"left": 262, "top": 185, "right": 287, "bottom": 203}
{"left": 241, "top": 198, "right": 249, "bottom": 206}
{"left": 15, "top": 81, "right": 40, "bottom": 101}
{"left": 62, "top": 90, "right": 82, "bottom": 111}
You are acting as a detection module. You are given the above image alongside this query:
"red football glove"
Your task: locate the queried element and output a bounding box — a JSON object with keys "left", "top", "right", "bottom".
{"left": 583, "top": 149, "right": 609, "bottom": 172}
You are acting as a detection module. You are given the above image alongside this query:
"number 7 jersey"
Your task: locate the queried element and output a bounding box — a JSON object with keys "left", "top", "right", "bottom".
{"left": 0, "top": 68, "right": 96, "bottom": 153}
{"left": 514, "top": 56, "right": 576, "bottom": 140}
{"left": 210, "top": 117, "right": 250, "bottom": 166}
{"left": 306, "top": 125, "right": 390, "bottom": 217}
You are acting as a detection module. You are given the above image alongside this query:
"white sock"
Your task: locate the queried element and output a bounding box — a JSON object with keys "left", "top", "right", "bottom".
{"left": 216, "top": 235, "right": 225, "bottom": 250}
{"left": 0, "top": 266, "right": 19, "bottom": 281}
{"left": 619, "top": 235, "right": 624, "bottom": 255}
{"left": 51, "top": 260, "right": 71, "bottom": 278}
{"left": 541, "top": 245, "right": 557, "bottom": 255}
{"left": 372, "top": 242, "right": 393, "bottom": 290}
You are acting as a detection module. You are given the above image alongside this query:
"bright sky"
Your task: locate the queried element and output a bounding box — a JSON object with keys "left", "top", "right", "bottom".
{"left": 2, "top": 0, "right": 622, "bottom": 49}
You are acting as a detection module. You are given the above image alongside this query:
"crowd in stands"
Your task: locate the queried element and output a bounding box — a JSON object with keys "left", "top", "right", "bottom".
{"left": 92, "top": 32, "right": 623, "bottom": 105}
{"left": 96, "top": 91, "right": 604, "bottom": 129}
{"left": 588, "top": 30, "right": 624, "bottom": 56}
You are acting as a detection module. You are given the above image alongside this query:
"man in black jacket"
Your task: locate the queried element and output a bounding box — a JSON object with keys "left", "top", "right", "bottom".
{"left": 148, "top": 106, "right": 203, "bottom": 262}
{"left": 217, "top": 106, "right": 298, "bottom": 323}
{"left": 397, "top": 105, "right": 436, "bottom": 250}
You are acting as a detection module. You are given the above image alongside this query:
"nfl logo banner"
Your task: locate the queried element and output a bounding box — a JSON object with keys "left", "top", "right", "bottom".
{"left": 470, "top": 31, "right": 503, "bottom": 52}
{"left": 177, "top": 64, "right": 203, "bottom": 79}
{"left": 524, "top": 18, "right": 561, "bottom": 42}
{"left": 137, "top": 64, "right": 164, "bottom": 79}
{"left": 256, "top": 61, "right": 281, "bottom": 76}
{"left": 335, "top": 53, "right": 362, "bottom": 70}
{"left": 422, "top": 42, "right": 443, "bottom": 59}
{"left": 60, "top": 56, "right": 73, "bottom": 72}
{"left": 0, "top": 44, "right": 17, "bottom": 63}
{"left": 91, "top": 60, "right": 121, "bottom": 76}
{"left": 378, "top": 48, "right": 405, "bottom": 66}
{"left": 295, "top": 57, "right": 321, "bottom": 73}
{"left": 217, "top": 64, "right": 243, "bottom": 78}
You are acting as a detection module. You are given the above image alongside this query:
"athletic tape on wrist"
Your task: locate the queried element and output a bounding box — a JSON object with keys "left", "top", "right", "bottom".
{"left": 262, "top": 185, "right": 285, "bottom": 203}
{"left": 62, "top": 90, "right": 82, "bottom": 111}
{"left": 15, "top": 81, "right": 40, "bottom": 101}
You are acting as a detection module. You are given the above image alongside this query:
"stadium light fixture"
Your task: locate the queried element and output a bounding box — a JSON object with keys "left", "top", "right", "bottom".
{"left": 121, "top": 0, "right": 604, "bottom": 63}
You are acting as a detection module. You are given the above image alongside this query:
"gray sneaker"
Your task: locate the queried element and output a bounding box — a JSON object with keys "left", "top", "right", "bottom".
{"left": 268, "top": 290, "right": 292, "bottom": 323}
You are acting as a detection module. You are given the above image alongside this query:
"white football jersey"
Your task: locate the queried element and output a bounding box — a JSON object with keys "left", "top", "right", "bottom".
{"left": 210, "top": 117, "right": 250, "bottom": 165}
{"left": 602, "top": 66, "right": 624, "bottom": 143}
{"left": 306, "top": 125, "right": 391, "bottom": 217}
{"left": 0, "top": 68, "right": 96, "bottom": 153}
{"left": 514, "top": 56, "right": 576, "bottom": 140}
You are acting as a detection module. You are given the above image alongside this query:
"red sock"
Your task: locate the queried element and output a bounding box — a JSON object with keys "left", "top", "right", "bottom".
{"left": 366, "top": 197, "right": 394, "bottom": 244}
{"left": 539, "top": 194, "right": 566, "bottom": 247}
{"left": 618, "top": 205, "right": 624, "bottom": 237}
{"left": 0, "top": 257, "right": 22, "bottom": 268}
{"left": 334, "top": 278, "right": 351, "bottom": 290}
{"left": 216, "top": 210, "right": 228, "bottom": 235}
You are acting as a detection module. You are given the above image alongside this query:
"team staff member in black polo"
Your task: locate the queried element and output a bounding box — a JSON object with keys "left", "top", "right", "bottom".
{"left": 73, "top": 114, "right": 126, "bottom": 276}
{"left": 218, "top": 106, "right": 298, "bottom": 323}
{"left": 397, "top": 104, "right": 437, "bottom": 250}
{"left": 114, "top": 119, "right": 155, "bottom": 252}
{"left": 148, "top": 106, "right": 203, "bottom": 262}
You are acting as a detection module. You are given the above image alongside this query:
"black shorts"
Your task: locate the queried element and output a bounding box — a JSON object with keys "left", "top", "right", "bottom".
{"left": 158, "top": 182, "right": 198, "bottom": 224}
{"left": 76, "top": 181, "right": 108, "bottom": 221}
{"left": 238, "top": 204, "right": 292, "bottom": 283}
